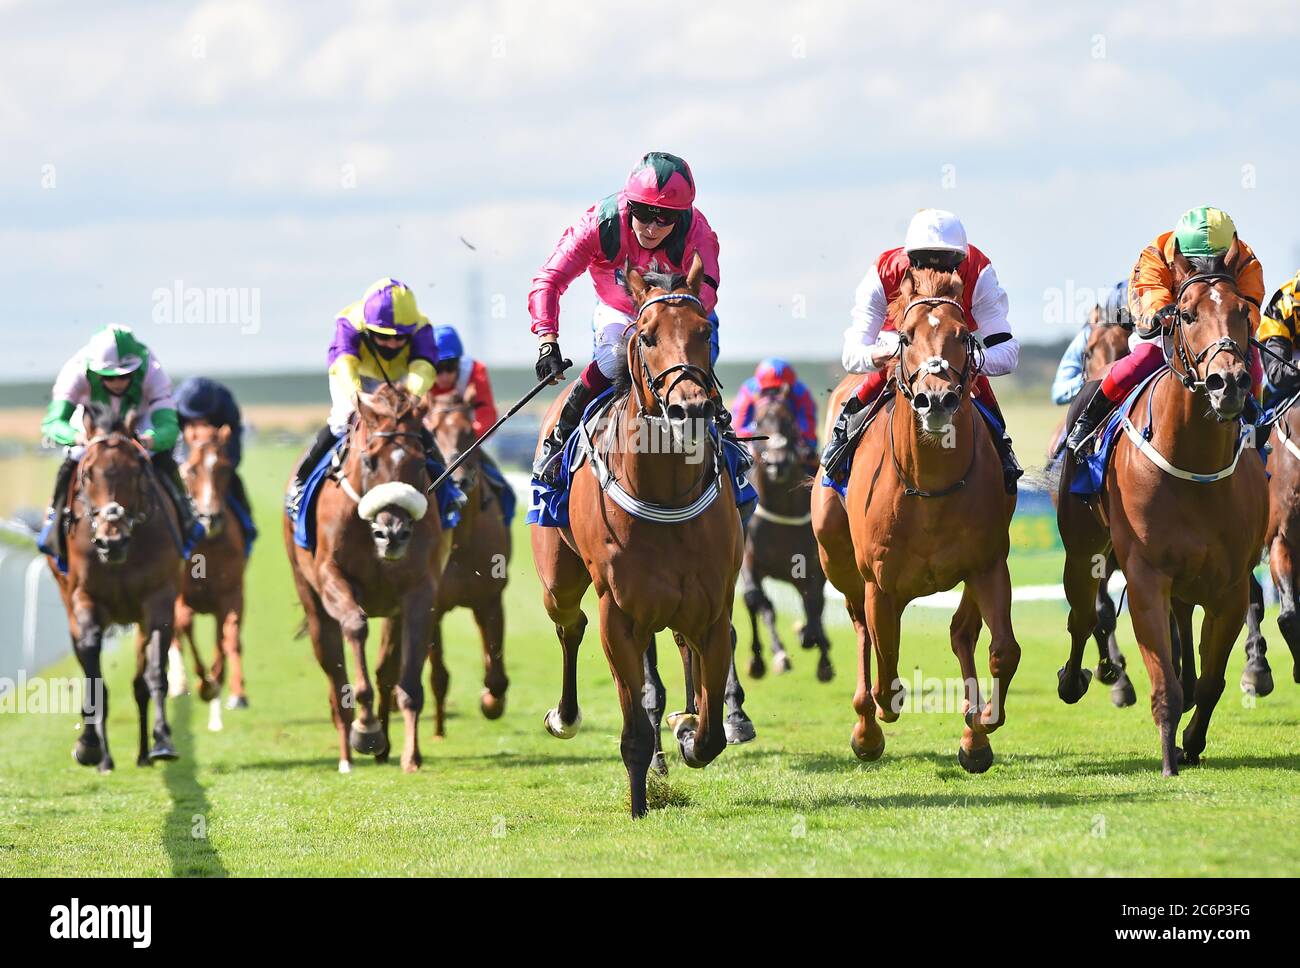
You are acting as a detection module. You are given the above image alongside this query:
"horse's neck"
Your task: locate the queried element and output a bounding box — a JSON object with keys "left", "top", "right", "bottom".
{"left": 756, "top": 465, "right": 810, "bottom": 514}
{"left": 891, "top": 398, "right": 976, "bottom": 491}
{"left": 457, "top": 466, "right": 482, "bottom": 528}
{"left": 1148, "top": 376, "right": 1241, "bottom": 473}
{"left": 612, "top": 397, "right": 711, "bottom": 505}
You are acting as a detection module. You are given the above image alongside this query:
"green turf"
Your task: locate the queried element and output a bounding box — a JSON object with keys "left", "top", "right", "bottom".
{"left": 1, "top": 442, "right": 1297, "bottom": 877}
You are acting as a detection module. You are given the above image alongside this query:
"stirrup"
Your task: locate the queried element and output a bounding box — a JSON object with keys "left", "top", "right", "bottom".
{"left": 533, "top": 431, "right": 568, "bottom": 485}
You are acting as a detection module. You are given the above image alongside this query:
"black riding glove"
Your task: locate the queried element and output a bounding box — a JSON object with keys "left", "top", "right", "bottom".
{"left": 1264, "top": 336, "right": 1300, "bottom": 397}
{"left": 535, "top": 340, "right": 566, "bottom": 384}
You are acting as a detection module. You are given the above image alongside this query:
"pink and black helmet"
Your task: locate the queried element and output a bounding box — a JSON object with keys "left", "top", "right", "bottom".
{"left": 624, "top": 151, "right": 696, "bottom": 210}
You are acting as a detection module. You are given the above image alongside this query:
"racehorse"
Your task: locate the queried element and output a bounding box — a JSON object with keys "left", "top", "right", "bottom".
{"left": 424, "top": 392, "right": 510, "bottom": 737}
{"left": 740, "top": 386, "right": 833, "bottom": 682}
{"left": 813, "top": 267, "right": 1021, "bottom": 772}
{"left": 284, "top": 384, "right": 447, "bottom": 773}
{"left": 531, "top": 258, "right": 744, "bottom": 818}
{"left": 173, "top": 421, "right": 248, "bottom": 731}
{"left": 1262, "top": 404, "right": 1300, "bottom": 686}
{"left": 1057, "top": 240, "right": 1268, "bottom": 775}
{"left": 51, "top": 403, "right": 184, "bottom": 771}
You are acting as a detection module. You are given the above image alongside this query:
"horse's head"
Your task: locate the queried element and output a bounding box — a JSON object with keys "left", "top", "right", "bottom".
{"left": 352, "top": 384, "right": 431, "bottom": 560}
{"left": 1170, "top": 238, "right": 1254, "bottom": 420}
{"left": 77, "top": 403, "right": 153, "bottom": 564}
{"left": 181, "top": 421, "right": 233, "bottom": 538}
{"left": 623, "top": 254, "right": 716, "bottom": 449}
{"left": 891, "top": 268, "right": 975, "bottom": 436}
{"left": 1084, "top": 317, "right": 1131, "bottom": 381}
{"left": 753, "top": 386, "right": 804, "bottom": 484}
{"left": 425, "top": 392, "right": 479, "bottom": 494}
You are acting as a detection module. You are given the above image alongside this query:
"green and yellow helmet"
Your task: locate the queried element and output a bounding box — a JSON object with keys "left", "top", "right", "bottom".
{"left": 85, "top": 325, "right": 147, "bottom": 377}
{"left": 1174, "top": 206, "right": 1237, "bottom": 258}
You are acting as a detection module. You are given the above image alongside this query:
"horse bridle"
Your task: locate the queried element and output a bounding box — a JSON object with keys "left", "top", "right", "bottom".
{"left": 428, "top": 402, "right": 479, "bottom": 492}
{"left": 893, "top": 297, "right": 984, "bottom": 409}
{"left": 339, "top": 421, "right": 433, "bottom": 505}
{"left": 1166, "top": 271, "right": 1251, "bottom": 392}
{"left": 629, "top": 293, "right": 721, "bottom": 420}
{"left": 74, "top": 433, "right": 154, "bottom": 539}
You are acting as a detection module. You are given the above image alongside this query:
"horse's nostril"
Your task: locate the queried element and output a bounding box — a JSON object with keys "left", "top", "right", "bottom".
{"left": 666, "top": 404, "right": 687, "bottom": 422}
{"left": 913, "top": 392, "right": 931, "bottom": 412}
{"left": 1204, "top": 373, "right": 1226, "bottom": 393}
{"left": 1235, "top": 371, "right": 1251, "bottom": 392}
{"left": 940, "top": 391, "right": 960, "bottom": 412}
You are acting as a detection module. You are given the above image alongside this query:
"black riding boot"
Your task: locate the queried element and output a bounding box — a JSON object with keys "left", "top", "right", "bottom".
{"left": 39, "top": 455, "right": 78, "bottom": 561}
{"left": 152, "top": 451, "right": 202, "bottom": 544}
{"left": 534, "top": 382, "right": 594, "bottom": 485}
{"left": 286, "top": 424, "right": 339, "bottom": 516}
{"left": 1066, "top": 384, "right": 1116, "bottom": 456}
{"left": 820, "top": 394, "right": 866, "bottom": 485}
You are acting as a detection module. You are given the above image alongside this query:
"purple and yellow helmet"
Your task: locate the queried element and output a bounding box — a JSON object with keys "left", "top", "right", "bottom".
{"left": 624, "top": 151, "right": 696, "bottom": 210}
{"left": 360, "top": 278, "right": 427, "bottom": 336}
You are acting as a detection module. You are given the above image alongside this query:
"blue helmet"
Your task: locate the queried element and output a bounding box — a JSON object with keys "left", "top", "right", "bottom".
{"left": 434, "top": 325, "right": 464, "bottom": 362}
{"left": 1100, "top": 281, "right": 1131, "bottom": 328}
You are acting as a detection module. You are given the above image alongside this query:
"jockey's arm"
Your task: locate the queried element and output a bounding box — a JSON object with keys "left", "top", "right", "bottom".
{"left": 730, "top": 383, "right": 756, "bottom": 433}
{"left": 685, "top": 212, "right": 722, "bottom": 312}
{"left": 1051, "top": 326, "right": 1090, "bottom": 404}
{"left": 402, "top": 326, "right": 438, "bottom": 399}
{"left": 42, "top": 399, "right": 79, "bottom": 447}
{"left": 469, "top": 362, "right": 498, "bottom": 435}
{"left": 793, "top": 383, "right": 819, "bottom": 447}
{"left": 842, "top": 264, "right": 896, "bottom": 373}
{"left": 1258, "top": 298, "right": 1300, "bottom": 395}
{"left": 971, "top": 263, "right": 1019, "bottom": 377}
{"left": 528, "top": 207, "right": 601, "bottom": 338}
{"left": 137, "top": 357, "right": 179, "bottom": 452}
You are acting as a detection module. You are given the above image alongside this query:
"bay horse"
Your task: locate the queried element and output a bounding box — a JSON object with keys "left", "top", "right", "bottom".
{"left": 52, "top": 403, "right": 184, "bottom": 771}
{"left": 1057, "top": 240, "right": 1267, "bottom": 775}
{"left": 284, "top": 384, "right": 447, "bottom": 773}
{"left": 740, "top": 386, "right": 833, "bottom": 682}
{"left": 423, "top": 392, "right": 510, "bottom": 737}
{"left": 531, "top": 258, "right": 743, "bottom": 818}
{"left": 813, "top": 267, "right": 1020, "bottom": 772}
{"left": 1262, "top": 403, "right": 1300, "bottom": 686}
{"left": 173, "top": 421, "right": 248, "bottom": 732}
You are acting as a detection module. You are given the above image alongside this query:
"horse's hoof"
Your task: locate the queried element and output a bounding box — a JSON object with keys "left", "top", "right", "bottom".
{"left": 1057, "top": 665, "right": 1092, "bottom": 704}
{"left": 1240, "top": 659, "right": 1274, "bottom": 698}
{"left": 1096, "top": 657, "right": 1121, "bottom": 686}
{"left": 197, "top": 677, "right": 221, "bottom": 702}
{"left": 97, "top": 757, "right": 114, "bottom": 775}
{"left": 650, "top": 751, "right": 668, "bottom": 776}
{"left": 226, "top": 694, "right": 249, "bottom": 710}
{"left": 480, "top": 689, "right": 506, "bottom": 720}
{"left": 850, "top": 732, "right": 885, "bottom": 761}
{"left": 816, "top": 658, "right": 834, "bottom": 683}
{"left": 148, "top": 741, "right": 179, "bottom": 762}
{"left": 349, "top": 722, "right": 387, "bottom": 755}
{"left": 338, "top": 759, "right": 352, "bottom": 774}
{"left": 73, "top": 738, "right": 103, "bottom": 767}
{"left": 543, "top": 707, "right": 581, "bottom": 739}
{"left": 401, "top": 753, "right": 421, "bottom": 774}
{"left": 748, "top": 657, "right": 766, "bottom": 679}
{"left": 724, "top": 716, "right": 756, "bottom": 745}
{"left": 1111, "top": 674, "right": 1137, "bottom": 708}
{"left": 794, "top": 620, "right": 812, "bottom": 649}
{"left": 374, "top": 749, "right": 390, "bottom": 764}
{"left": 207, "top": 699, "right": 224, "bottom": 733}
{"left": 136, "top": 754, "right": 153, "bottom": 767}
{"left": 1178, "top": 747, "right": 1201, "bottom": 767}
{"left": 667, "top": 711, "right": 698, "bottom": 738}
{"left": 957, "top": 743, "right": 994, "bottom": 774}
{"left": 772, "top": 652, "right": 792, "bottom": 675}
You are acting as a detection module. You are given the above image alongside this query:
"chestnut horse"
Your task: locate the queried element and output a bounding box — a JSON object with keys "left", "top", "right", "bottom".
{"left": 52, "top": 403, "right": 184, "bottom": 771}
{"left": 1262, "top": 404, "right": 1300, "bottom": 686}
{"left": 813, "top": 267, "right": 1020, "bottom": 772}
{"left": 284, "top": 384, "right": 447, "bottom": 773}
{"left": 740, "top": 386, "right": 833, "bottom": 682}
{"left": 173, "top": 421, "right": 248, "bottom": 732}
{"left": 1057, "top": 241, "right": 1267, "bottom": 775}
{"left": 531, "top": 259, "right": 743, "bottom": 818}
{"left": 424, "top": 392, "right": 510, "bottom": 737}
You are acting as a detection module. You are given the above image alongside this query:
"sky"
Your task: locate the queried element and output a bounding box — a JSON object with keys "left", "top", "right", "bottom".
{"left": 4, "top": 0, "right": 1300, "bottom": 380}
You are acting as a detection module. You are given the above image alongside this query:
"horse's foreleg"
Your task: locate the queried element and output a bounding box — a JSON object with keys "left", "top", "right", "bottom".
{"left": 1059, "top": 545, "right": 1103, "bottom": 704}
{"left": 318, "top": 564, "right": 379, "bottom": 750}
{"left": 848, "top": 591, "right": 881, "bottom": 761}
{"left": 949, "top": 586, "right": 992, "bottom": 772}
{"left": 473, "top": 599, "right": 508, "bottom": 720}
{"left": 1181, "top": 588, "right": 1248, "bottom": 765}
{"left": 536, "top": 533, "right": 590, "bottom": 739}
{"left": 1124, "top": 561, "right": 1182, "bottom": 776}
{"left": 307, "top": 598, "right": 353, "bottom": 772}
{"left": 797, "top": 572, "right": 834, "bottom": 683}
{"left": 755, "top": 579, "right": 790, "bottom": 675}
{"left": 396, "top": 584, "right": 433, "bottom": 773}
{"left": 671, "top": 616, "right": 733, "bottom": 773}
{"left": 1097, "top": 559, "right": 1136, "bottom": 707}
{"left": 740, "top": 553, "right": 767, "bottom": 679}
{"left": 1272, "top": 535, "right": 1300, "bottom": 682}
{"left": 1240, "top": 572, "right": 1273, "bottom": 696}
{"left": 170, "top": 598, "right": 196, "bottom": 698}
{"left": 71, "top": 602, "right": 113, "bottom": 773}
{"left": 863, "top": 580, "right": 904, "bottom": 722}
{"left": 427, "top": 612, "right": 449, "bottom": 738}
{"left": 137, "top": 595, "right": 178, "bottom": 765}
{"left": 723, "top": 624, "right": 756, "bottom": 744}
{"left": 675, "top": 632, "right": 699, "bottom": 716}
{"left": 374, "top": 618, "right": 400, "bottom": 762}
{"left": 642, "top": 636, "right": 667, "bottom": 775}
{"left": 597, "top": 596, "right": 654, "bottom": 818}
{"left": 1172, "top": 599, "right": 1196, "bottom": 713}
{"left": 965, "top": 562, "right": 1021, "bottom": 737}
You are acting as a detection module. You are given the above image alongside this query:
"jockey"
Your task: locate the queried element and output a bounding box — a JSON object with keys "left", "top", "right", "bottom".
{"left": 174, "top": 376, "right": 253, "bottom": 518}
{"left": 1066, "top": 207, "right": 1265, "bottom": 454}
{"left": 732, "top": 358, "right": 819, "bottom": 463}
{"left": 428, "top": 324, "right": 516, "bottom": 523}
{"left": 39, "top": 325, "right": 199, "bottom": 557}
{"left": 529, "top": 151, "right": 731, "bottom": 485}
{"left": 821, "top": 208, "right": 1023, "bottom": 492}
{"left": 1256, "top": 267, "right": 1300, "bottom": 407}
{"left": 285, "top": 278, "right": 439, "bottom": 515}
{"left": 1051, "top": 281, "right": 1132, "bottom": 405}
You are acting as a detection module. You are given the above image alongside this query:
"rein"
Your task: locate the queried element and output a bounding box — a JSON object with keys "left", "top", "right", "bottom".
{"left": 1120, "top": 369, "right": 1252, "bottom": 484}
{"left": 1164, "top": 272, "right": 1249, "bottom": 391}
{"left": 73, "top": 432, "right": 185, "bottom": 554}
{"left": 335, "top": 421, "right": 431, "bottom": 511}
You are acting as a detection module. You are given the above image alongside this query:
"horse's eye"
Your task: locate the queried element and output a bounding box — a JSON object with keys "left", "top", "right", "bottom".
{"left": 640, "top": 332, "right": 657, "bottom": 348}
{"left": 364, "top": 454, "right": 378, "bottom": 472}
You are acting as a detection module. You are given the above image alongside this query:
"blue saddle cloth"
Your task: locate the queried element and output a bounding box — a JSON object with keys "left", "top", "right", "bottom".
{"left": 821, "top": 396, "right": 1003, "bottom": 498}
{"left": 479, "top": 455, "right": 517, "bottom": 527}
{"left": 526, "top": 388, "right": 758, "bottom": 528}
{"left": 226, "top": 489, "right": 257, "bottom": 557}
{"left": 290, "top": 436, "right": 465, "bottom": 551}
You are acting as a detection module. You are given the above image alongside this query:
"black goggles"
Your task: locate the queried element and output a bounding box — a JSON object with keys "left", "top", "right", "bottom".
{"left": 434, "top": 358, "right": 460, "bottom": 374}
{"left": 628, "top": 202, "right": 683, "bottom": 227}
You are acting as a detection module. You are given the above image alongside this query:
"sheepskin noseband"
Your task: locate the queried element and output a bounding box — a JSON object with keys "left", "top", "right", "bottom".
{"left": 356, "top": 481, "right": 428, "bottom": 522}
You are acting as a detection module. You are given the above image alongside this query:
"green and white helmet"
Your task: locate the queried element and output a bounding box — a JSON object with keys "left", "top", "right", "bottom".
{"left": 85, "top": 325, "right": 146, "bottom": 377}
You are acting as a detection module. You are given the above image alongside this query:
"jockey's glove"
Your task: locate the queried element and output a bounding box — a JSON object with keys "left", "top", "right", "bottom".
{"left": 536, "top": 340, "right": 567, "bottom": 384}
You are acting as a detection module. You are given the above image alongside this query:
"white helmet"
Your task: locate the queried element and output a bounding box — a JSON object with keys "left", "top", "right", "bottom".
{"left": 85, "top": 325, "right": 144, "bottom": 377}
{"left": 903, "top": 208, "right": 969, "bottom": 257}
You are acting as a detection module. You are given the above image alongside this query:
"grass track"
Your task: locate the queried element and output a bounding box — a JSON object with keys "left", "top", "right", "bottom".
{"left": 1, "top": 442, "right": 1298, "bottom": 877}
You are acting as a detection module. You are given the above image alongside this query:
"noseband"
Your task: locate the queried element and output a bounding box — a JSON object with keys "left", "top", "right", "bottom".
{"left": 1167, "top": 272, "right": 1249, "bottom": 392}
{"left": 629, "top": 293, "right": 720, "bottom": 420}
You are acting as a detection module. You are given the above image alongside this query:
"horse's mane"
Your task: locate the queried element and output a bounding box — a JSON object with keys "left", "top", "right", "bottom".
{"left": 887, "top": 268, "right": 964, "bottom": 322}
{"left": 365, "top": 382, "right": 419, "bottom": 424}
{"left": 85, "top": 400, "right": 129, "bottom": 435}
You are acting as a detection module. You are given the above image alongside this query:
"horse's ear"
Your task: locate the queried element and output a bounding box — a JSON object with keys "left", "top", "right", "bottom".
{"left": 124, "top": 407, "right": 140, "bottom": 436}
{"left": 82, "top": 407, "right": 96, "bottom": 440}
{"left": 216, "top": 424, "right": 231, "bottom": 447}
{"left": 1170, "top": 239, "right": 1194, "bottom": 285}
{"left": 355, "top": 391, "right": 375, "bottom": 424}
{"left": 685, "top": 252, "right": 705, "bottom": 296}
{"left": 463, "top": 383, "right": 479, "bottom": 406}
{"left": 1223, "top": 234, "right": 1243, "bottom": 273}
{"left": 625, "top": 262, "right": 649, "bottom": 307}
